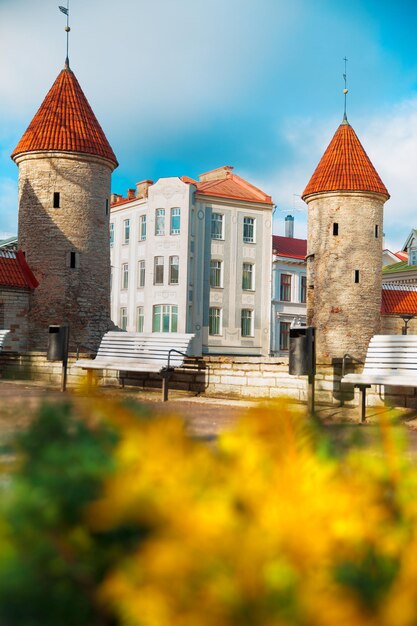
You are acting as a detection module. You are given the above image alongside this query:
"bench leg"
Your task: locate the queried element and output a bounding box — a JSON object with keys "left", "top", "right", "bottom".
{"left": 162, "top": 375, "right": 169, "bottom": 402}
{"left": 359, "top": 385, "right": 370, "bottom": 422}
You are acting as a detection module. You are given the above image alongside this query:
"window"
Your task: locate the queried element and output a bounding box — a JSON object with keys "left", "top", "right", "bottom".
{"left": 280, "top": 274, "right": 292, "bottom": 301}
{"left": 105, "top": 199, "right": 109, "bottom": 216}
{"left": 152, "top": 304, "right": 178, "bottom": 332}
{"left": 123, "top": 219, "right": 130, "bottom": 244}
{"left": 211, "top": 213, "right": 224, "bottom": 240}
{"left": 354, "top": 270, "right": 360, "bottom": 283}
{"left": 333, "top": 223, "right": 339, "bottom": 236}
{"left": 154, "top": 256, "right": 164, "bottom": 284}
{"left": 169, "top": 256, "right": 179, "bottom": 284}
{"left": 122, "top": 263, "right": 129, "bottom": 289}
{"left": 136, "top": 306, "right": 144, "bottom": 332}
{"left": 66, "top": 251, "right": 79, "bottom": 269}
{"left": 242, "top": 263, "right": 254, "bottom": 290}
{"left": 53, "top": 192, "right": 60, "bottom": 208}
{"left": 410, "top": 249, "right": 417, "bottom": 266}
{"left": 209, "top": 307, "right": 222, "bottom": 335}
{"left": 139, "top": 215, "right": 147, "bottom": 241}
{"left": 243, "top": 217, "right": 255, "bottom": 243}
{"left": 300, "top": 275, "right": 307, "bottom": 303}
{"left": 70, "top": 251, "right": 77, "bottom": 269}
{"left": 138, "top": 260, "right": 145, "bottom": 288}
{"left": 120, "top": 307, "right": 128, "bottom": 331}
{"left": 279, "top": 322, "right": 290, "bottom": 351}
{"left": 241, "top": 309, "right": 254, "bottom": 337}
{"left": 170, "top": 208, "right": 181, "bottom": 235}
{"left": 155, "top": 209, "right": 165, "bottom": 236}
{"left": 110, "top": 222, "right": 114, "bottom": 247}
{"left": 210, "top": 260, "right": 222, "bottom": 288}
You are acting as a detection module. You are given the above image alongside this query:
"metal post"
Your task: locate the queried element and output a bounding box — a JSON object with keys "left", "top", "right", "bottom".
{"left": 307, "top": 372, "right": 315, "bottom": 414}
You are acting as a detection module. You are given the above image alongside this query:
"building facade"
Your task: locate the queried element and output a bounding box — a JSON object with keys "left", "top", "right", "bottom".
{"left": 270, "top": 219, "right": 307, "bottom": 355}
{"left": 110, "top": 166, "right": 273, "bottom": 356}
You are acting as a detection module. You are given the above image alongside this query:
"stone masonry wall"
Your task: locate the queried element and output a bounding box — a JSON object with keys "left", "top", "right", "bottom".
{"left": 16, "top": 152, "right": 114, "bottom": 353}
{"left": 306, "top": 191, "right": 385, "bottom": 365}
{"left": 0, "top": 288, "right": 30, "bottom": 352}
{"left": 1, "top": 352, "right": 415, "bottom": 412}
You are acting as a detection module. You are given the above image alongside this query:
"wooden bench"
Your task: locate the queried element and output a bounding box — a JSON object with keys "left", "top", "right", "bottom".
{"left": 341, "top": 335, "right": 417, "bottom": 421}
{"left": 75, "top": 332, "right": 196, "bottom": 400}
{"left": 0, "top": 330, "right": 10, "bottom": 351}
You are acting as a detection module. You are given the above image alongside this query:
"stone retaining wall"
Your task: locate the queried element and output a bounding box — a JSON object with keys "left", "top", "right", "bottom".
{"left": 1, "top": 352, "right": 416, "bottom": 410}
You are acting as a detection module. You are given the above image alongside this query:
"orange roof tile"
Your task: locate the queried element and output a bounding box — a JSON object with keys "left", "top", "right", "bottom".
{"left": 381, "top": 285, "right": 417, "bottom": 316}
{"left": 302, "top": 120, "right": 389, "bottom": 199}
{"left": 11, "top": 66, "right": 118, "bottom": 168}
{"left": 0, "top": 250, "right": 38, "bottom": 289}
{"left": 195, "top": 169, "right": 272, "bottom": 205}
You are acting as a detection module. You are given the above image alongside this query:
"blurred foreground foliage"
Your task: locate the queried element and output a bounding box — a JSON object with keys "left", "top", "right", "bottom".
{"left": 1, "top": 399, "right": 417, "bottom": 625}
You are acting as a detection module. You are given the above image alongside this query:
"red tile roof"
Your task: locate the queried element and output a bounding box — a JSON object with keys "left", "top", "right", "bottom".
{"left": 272, "top": 235, "right": 307, "bottom": 260}
{"left": 0, "top": 250, "right": 38, "bottom": 289}
{"left": 302, "top": 121, "right": 389, "bottom": 200}
{"left": 195, "top": 167, "right": 273, "bottom": 205}
{"left": 381, "top": 284, "right": 417, "bottom": 316}
{"left": 395, "top": 251, "right": 408, "bottom": 262}
{"left": 11, "top": 66, "right": 118, "bottom": 167}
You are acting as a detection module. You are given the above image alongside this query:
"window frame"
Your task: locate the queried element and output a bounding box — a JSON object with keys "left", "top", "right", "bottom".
{"left": 121, "top": 263, "right": 129, "bottom": 290}
{"left": 210, "top": 259, "right": 223, "bottom": 288}
{"left": 170, "top": 208, "right": 181, "bottom": 235}
{"left": 154, "top": 256, "right": 164, "bottom": 285}
{"left": 155, "top": 209, "right": 165, "bottom": 236}
{"left": 243, "top": 217, "right": 255, "bottom": 243}
{"left": 209, "top": 307, "right": 222, "bottom": 336}
{"left": 300, "top": 275, "right": 307, "bottom": 303}
{"left": 123, "top": 219, "right": 130, "bottom": 244}
{"left": 242, "top": 262, "right": 254, "bottom": 290}
{"left": 279, "top": 321, "right": 291, "bottom": 351}
{"left": 211, "top": 213, "right": 224, "bottom": 240}
{"left": 169, "top": 255, "right": 179, "bottom": 285}
{"left": 241, "top": 309, "right": 254, "bottom": 337}
{"left": 152, "top": 304, "right": 178, "bottom": 333}
{"left": 138, "top": 260, "right": 145, "bottom": 288}
{"left": 136, "top": 306, "right": 144, "bottom": 332}
{"left": 139, "top": 215, "right": 147, "bottom": 241}
{"left": 280, "top": 273, "right": 292, "bottom": 302}
{"left": 120, "top": 307, "right": 128, "bottom": 331}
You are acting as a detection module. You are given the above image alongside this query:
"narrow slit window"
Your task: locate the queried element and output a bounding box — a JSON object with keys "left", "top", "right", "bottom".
{"left": 375, "top": 224, "right": 379, "bottom": 238}
{"left": 354, "top": 270, "right": 360, "bottom": 283}
{"left": 105, "top": 199, "right": 109, "bottom": 216}
{"left": 70, "top": 251, "right": 76, "bottom": 269}
{"left": 53, "top": 192, "right": 60, "bottom": 208}
{"left": 333, "top": 223, "right": 339, "bottom": 236}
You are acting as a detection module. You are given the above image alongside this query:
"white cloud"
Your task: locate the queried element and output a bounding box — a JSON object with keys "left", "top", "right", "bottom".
{"left": 0, "top": 178, "right": 18, "bottom": 236}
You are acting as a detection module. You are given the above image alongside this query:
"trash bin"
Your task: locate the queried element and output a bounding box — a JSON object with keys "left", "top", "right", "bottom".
{"left": 47, "top": 325, "right": 69, "bottom": 362}
{"left": 289, "top": 327, "right": 315, "bottom": 376}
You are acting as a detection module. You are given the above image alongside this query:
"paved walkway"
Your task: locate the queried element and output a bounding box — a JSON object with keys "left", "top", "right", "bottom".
{"left": 1, "top": 380, "right": 417, "bottom": 452}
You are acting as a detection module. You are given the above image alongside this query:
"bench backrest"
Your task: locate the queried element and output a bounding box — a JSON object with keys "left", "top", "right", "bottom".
{"left": 363, "top": 335, "right": 417, "bottom": 374}
{"left": 96, "top": 332, "right": 195, "bottom": 367}
{"left": 0, "top": 330, "right": 10, "bottom": 350}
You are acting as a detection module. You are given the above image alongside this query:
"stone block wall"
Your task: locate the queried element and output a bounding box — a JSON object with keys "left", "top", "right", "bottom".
{"left": 0, "top": 288, "right": 30, "bottom": 352}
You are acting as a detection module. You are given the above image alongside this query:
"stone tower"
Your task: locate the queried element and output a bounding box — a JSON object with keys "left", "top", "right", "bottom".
{"left": 11, "top": 61, "right": 118, "bottom": 352}
{"left": 302, "top": 116, "right": 389, "bottom": 365}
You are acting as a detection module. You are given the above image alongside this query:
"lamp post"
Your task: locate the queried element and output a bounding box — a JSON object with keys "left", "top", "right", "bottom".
{"left": 400, "top": 315, "right": 414, "bottom": 335}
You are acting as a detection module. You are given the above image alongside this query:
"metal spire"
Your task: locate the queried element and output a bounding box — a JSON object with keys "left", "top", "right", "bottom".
{"left": 58, "top": 2, "right": 71, "bottom": 68}
{"left": 342, "top": 56, "right": 348, "bottom": 123}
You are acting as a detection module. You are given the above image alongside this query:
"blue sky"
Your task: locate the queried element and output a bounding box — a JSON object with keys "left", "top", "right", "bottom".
{"left": 1, "top": 0, "right": 417, "bottom": 250}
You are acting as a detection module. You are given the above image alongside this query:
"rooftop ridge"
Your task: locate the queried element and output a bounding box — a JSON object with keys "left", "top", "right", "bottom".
{"left": 302, "top": 122, "right": 389, "bottom": 199}
{"left": 11, "top": 67, "right": 118, "bottom": 167}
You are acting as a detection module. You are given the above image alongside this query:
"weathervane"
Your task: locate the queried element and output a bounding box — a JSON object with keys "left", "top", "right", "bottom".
{"left": 59, "top": 2, "right": 70, "bottom": 68}
{"left": 343, "top": 56, "right": 348, "bottom": 122}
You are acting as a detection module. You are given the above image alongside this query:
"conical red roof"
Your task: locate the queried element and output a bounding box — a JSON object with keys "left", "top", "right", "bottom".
{"left": 302, "top": 120, "right": 388, "bottom": 199}
{"left": 11, "top": 66, "right": 118, "bottom": 167}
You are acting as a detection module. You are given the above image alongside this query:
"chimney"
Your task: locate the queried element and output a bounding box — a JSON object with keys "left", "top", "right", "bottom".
{"left": 285, "top": 215, "right": 294, "bottom": 238}
{"left": 127, "top": 188, "right": 136, "bottom": 200}
{"left": 199, "top": 166, "right": 233, "bottom": 183}
{"left": 110, "top": 193, "right": 123, "bottom": 204}
{"left": 136, "top": 180, "right": 154, "bottom": 199}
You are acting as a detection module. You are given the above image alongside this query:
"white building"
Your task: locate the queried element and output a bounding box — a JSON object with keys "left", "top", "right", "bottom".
{"left": 271, "top": 217, "right": 307, "bottom": 355}
{"left": 110, "top": 166, "right": 273, "bottom": 356}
